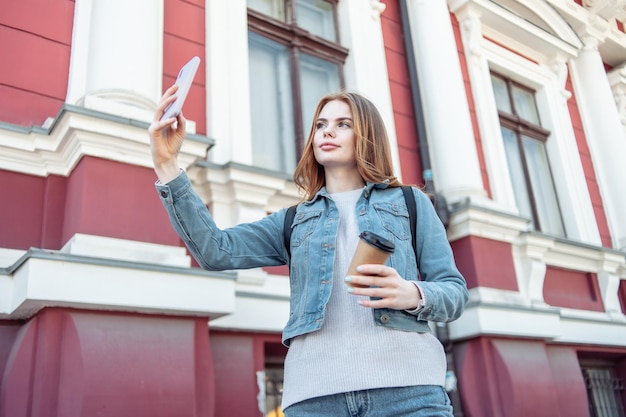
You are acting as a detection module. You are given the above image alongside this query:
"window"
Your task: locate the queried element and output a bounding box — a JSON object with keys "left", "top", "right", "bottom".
{"left": 490, "top": 73, "right": 566, "bottom": 237}
{"left": 581, "top": 362, "right": 626, "bottom": 417}
{"left": 258, "top": 340, "right": 287, "bottom": 416}
{"left": 247, "top": 0, "right": 347, "bottom": 173}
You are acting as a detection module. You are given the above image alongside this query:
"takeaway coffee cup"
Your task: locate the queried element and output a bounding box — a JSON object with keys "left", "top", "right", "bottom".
{"left": 346, "top": 231, "right": 395, "bottom": 288}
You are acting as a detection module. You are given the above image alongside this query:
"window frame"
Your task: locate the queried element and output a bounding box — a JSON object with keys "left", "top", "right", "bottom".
{"left": 247, "top": 1, "right": 348, "bottom": 167}
{"left": 491, "top": 71, "right": 566, "bottom": 236}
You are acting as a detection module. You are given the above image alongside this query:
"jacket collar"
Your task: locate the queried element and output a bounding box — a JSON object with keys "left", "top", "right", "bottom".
{"left": 303, "top": 179, "right": 391, "bottom": 205}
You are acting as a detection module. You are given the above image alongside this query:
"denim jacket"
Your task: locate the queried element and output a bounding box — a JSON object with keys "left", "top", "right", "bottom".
{"left": 156, "top": 171, "right": 468, "bottom": 346}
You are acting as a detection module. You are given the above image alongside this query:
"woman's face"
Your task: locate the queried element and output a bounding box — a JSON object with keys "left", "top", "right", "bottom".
{"left": 312, "top": 99, "right": 357, "bottom": 170}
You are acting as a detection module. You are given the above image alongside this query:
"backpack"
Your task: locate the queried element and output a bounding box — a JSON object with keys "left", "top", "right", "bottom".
{"left": 283, "top": 185, "right": 418, "bottom": 269}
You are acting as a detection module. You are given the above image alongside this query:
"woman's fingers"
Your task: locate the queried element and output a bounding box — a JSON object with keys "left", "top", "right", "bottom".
{"left": 345, "top": 265, "right": 420, "bottom": 310}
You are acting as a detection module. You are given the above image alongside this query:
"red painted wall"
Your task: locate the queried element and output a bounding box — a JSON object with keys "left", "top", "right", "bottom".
{"left": 0, "top": 0, "right": 74, "bottom": 127}
{"left": 543, "top": 267, "right": 604, "bottom": 312}
{"left": 0, "top": 170, "right": 66, "bottom": 250}
{"left": 451, "top": 236, "right": 518, "bottom": 291}
{"left": 210, "top": 331, "right": 285, "bottom": 417}
{"left": 0, "top": 308, "right": 215, "bottom": 417}
{"left": 163, "top": 0, "right": 207, "bottom": 135}
{"left": 454, "top": 337, "right": 589, "bottom": 417}
{"left": 62, "top": 156, "right": 182, "bottom": 246}
{"left": 0, "top": 157, "right": 183, "bottom": 251}
{"left": 620, "top": 279, "right": 626, "bottom": 314}
{"left": 380, "top": 0, "right": 423, "bottom": 186}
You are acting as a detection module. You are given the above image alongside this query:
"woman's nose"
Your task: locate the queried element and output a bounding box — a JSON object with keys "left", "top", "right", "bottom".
{"left": 324, "top": 125, "right": 335, "bottom": 137}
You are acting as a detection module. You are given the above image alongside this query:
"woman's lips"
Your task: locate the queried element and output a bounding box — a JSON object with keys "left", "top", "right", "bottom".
{"left": 320, "top": 142, "right": 339, "bottom": 151}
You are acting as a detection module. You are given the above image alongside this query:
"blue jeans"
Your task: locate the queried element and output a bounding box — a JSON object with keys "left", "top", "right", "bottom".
{"left": 283, "top": 385, "right": 453, "bottom": 417}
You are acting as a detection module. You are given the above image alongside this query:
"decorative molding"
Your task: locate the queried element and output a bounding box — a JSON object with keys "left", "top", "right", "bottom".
{"left": 0, "top": 106, "right": 212, "bottom": 178}
{"left": 369, "top": 0, "right": 386, "bottom": 20}
{"left": 549, "top": 55, "right": 573, "bottom": 100}
{"left": 583, "top": 0, "right": 626, "bottom": 20}
{"left": 607, "top": 63, "right": 626, "bottom": 126}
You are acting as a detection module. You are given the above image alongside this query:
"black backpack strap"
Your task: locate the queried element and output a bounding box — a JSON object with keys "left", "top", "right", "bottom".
{"left": 284, "top": 205, "right": 297, "bottom": 260}
{"left": 401, "top": 186, "right": 417, "bottom": 260}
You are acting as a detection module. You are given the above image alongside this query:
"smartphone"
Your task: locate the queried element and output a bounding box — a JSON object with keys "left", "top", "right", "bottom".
{"left": 160, "top": 56, "right": 201, "bottom": 121}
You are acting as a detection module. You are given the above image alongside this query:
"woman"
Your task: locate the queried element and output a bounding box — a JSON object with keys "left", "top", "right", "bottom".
{"left": 149, "top": 88, "right": 469, "bottom": 417}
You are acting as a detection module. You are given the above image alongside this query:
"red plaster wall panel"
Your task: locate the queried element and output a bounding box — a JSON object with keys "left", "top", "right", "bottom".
{"left": 0, "top": 323, "right": 21, "bottom": 395}
{"left": 455, "top": 338, "right": 575, "bottom": 417}
{"left": 58, "top": 312, "right": 211, "bottom": 416}
{"left": 41, "top": 174, "right": 69, "bottom": 249}
{"left": 62, "top": 156, "right": 182, "bottom": 246}
{"left": 451, "top": 236, "right": 518, "bottom": 291}
{"left": 0, "top": 169, "right": 67, "bottom": 250}
{"left": 545, "top": 345, "right": 590, "bottom": 416}
{"left": 0, "top": 1, "right": 74, "bottom": 126}
{"left": 380, "top": 0, "right": 423, "bottom": 187}
{"left": 543, "top": 267, "right": 604, "bottom": 312}
{"left": 2, "top": 309, "right": 215, "bottom": 417}
{"left": 163, "top": 0, "right": 206, "bottom": 135}
{"left": 210, "top": 332, "right": 261, "bottom": 417}
{"left": 489, "top": 339, "right": 561, "bottom": 417}
{"left": 0, "top": 169, "right": 47, "bottom": 249}
{"left": 619, "top": 279, "right": 626, "bottom": 314}
{"left": 454, "top": 338, "right": 502, "bottom": 416}
{"left": 0, "top": 0, "right": 74, "bottom": 42}
{"left": 0, "top": 318, "right": 37, "bottom": 417}
{"left": 0, "top": 85, "right": 65, "bottom": 128}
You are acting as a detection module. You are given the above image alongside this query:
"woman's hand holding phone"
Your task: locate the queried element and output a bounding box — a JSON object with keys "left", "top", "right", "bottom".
{"left": 148, "top": 84, "right": 187, "bottom": 184}
{"left": 148, "top": 56, "right": 200, "bottom": 184}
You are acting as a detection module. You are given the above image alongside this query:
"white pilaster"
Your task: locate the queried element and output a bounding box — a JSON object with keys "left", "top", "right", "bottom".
{"left": 337, "top": 0, "right": 401, "bottom": 180}
{"left": 66, "top": 0, "right": 164, "bottom": 123}
{"left": 405, "top": 0, "right": 486, "bottom": 204}
{"left": 205, "top": 0, "right": 253, "bottom": 165}
{"left": 570, "top": 36, "right": 626, "bottom": 251}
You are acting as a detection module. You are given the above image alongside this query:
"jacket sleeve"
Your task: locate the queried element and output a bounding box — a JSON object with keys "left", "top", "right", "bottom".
{"left": 412, "top": 188, "right": 469, "bottom": 322}
{"left": 156, "top": 171, "right": 288, "bottom": 271}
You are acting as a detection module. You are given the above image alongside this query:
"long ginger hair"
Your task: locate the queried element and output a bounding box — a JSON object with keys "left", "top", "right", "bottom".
{"left": 293, "top": 91, "right": 400, "bottom": 200}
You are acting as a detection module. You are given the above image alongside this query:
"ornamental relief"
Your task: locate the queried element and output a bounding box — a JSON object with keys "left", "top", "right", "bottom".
{"left": 583, "top": 0, "right": 626, "bottom": 20}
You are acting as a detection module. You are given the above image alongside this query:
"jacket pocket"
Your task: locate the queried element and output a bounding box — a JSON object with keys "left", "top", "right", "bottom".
{"left": 290, "top": 209, "right": 323, "bottom": 247}
{"left": 372, "top": 202, "right": 411, "bottom": 241}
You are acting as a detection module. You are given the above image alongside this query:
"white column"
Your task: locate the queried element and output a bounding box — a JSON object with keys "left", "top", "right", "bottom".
{"left": 205, "top": 0, "right": 253, "bottom": 165}
{"left": 406, "top": 0, "right": 486, "bottom": 204}
{"left": 66, "top": 0, "right": 164, "bottom": 122}
{"left": 338, "top": 0, "right": 401, "bottom": 179}
{"left": 570, "top": 36, "right": 626, "bottom": 251}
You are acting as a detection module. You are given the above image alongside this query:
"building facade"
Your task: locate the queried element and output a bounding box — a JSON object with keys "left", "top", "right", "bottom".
{"left": 1, "top": 1, "right": 625, "bottom": 416}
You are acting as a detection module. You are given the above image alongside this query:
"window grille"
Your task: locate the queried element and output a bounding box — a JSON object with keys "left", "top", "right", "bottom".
{"left": 583, "top": 367, "right": 625, "bottom": 417}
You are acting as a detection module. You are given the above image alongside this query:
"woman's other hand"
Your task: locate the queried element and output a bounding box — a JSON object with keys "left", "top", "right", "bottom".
{"left": 345, "top": 265, "right": 421, "bottom": 311}
{"left": 148, "top": 85, "right": 187, "bottom": 183}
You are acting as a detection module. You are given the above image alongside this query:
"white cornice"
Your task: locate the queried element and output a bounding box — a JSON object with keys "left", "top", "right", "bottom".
{"left": 449, "top": 297, "right": 626, "bottom": 346}
{"left": 0, "top": 106, "right": 213, "bottom": 178}
{"left": 0, "top": 248, "right": 235, "bottom": 320}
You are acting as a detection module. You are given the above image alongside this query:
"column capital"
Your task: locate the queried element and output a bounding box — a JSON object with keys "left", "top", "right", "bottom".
{"left": 369, "top": 0, "right": 386, "bottom": 20}
{"left": 583, "top": 0, "right": 626, "bottom": 21}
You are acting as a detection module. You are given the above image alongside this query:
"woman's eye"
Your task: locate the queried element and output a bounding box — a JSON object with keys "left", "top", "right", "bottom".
{"left": 338, "top": 122, "right": 351, "bottom": 128}
{"left": 316, "top": 122, "right": 327, "bottom": 129}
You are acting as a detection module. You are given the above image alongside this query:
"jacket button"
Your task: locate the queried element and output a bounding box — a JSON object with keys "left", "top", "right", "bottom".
{"left": 160, "top": 190, "right": 168, "bottom": 198}
{"left": 380, "top": 314, "right": 390, "bottom": 323}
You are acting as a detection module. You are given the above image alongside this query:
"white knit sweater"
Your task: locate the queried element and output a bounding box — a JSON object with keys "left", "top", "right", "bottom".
{"left": 282, "top": 188, "right": 446, "bottom": 410}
